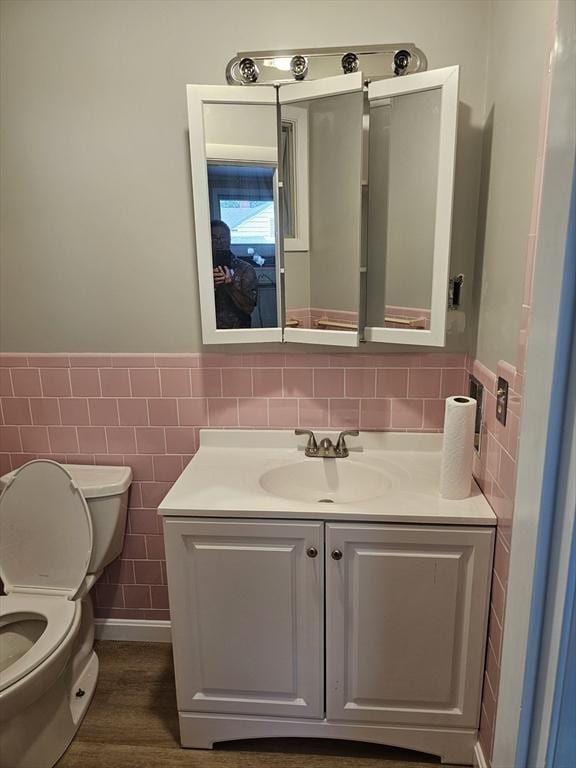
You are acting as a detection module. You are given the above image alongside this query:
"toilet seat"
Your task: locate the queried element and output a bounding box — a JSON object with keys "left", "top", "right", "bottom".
{"left": 0, "top": 461, "right": 93, "bottom": 693}
{"left": 0, "top": 594, "right": 78, "bottom": 692}
{"left": 0, "top": 460, "right": 93, "bottom": 599}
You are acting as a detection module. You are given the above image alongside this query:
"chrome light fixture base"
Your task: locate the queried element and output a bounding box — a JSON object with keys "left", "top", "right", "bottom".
{"left": 226, "top": 43, "right": 427, "bottom": 85}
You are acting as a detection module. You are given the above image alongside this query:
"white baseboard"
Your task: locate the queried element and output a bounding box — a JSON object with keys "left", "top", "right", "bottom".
{"left": 474, "top": 741, "right": 489, "bottom": 768}
{"left": 94, "top": 618, "right": 171, "bottom": 643}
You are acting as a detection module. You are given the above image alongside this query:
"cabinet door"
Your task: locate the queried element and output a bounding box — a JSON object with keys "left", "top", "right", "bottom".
{"left": 363, "top": 66, "right": 459, "bottom": 347}
{"left": 326, "top": 523, "right": 494, "bottom": 728}
{"left": 187, "top": 84, "right": 283, "bottom": 345}
{"left": 164, "top": 518, "right": 324, "bottom": 718}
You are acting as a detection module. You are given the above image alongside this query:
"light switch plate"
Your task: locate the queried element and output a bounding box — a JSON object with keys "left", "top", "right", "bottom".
{"left": 496, "top": 376, "right": 509, "bottom": 426}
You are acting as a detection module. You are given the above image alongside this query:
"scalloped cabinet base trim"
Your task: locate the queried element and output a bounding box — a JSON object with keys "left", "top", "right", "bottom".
{"left": 179, "top": 712, "right": 477, "bottom": 765}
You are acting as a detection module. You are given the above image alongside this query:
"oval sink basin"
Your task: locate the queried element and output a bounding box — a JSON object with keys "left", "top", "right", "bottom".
{"left": 259, "top": 460, "right": 393, "bottom": 504}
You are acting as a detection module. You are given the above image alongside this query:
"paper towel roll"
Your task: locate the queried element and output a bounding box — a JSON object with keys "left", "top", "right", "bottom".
{"left": 440, "top": 396, "right": 476, "bottom": 499}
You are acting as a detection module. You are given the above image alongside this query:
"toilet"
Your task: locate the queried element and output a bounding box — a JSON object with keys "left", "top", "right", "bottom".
{"left": 0, "top": 459, "right": 132, "bottom": 768}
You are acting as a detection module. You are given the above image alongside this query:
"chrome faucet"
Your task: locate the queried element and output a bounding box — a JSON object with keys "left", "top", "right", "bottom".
{"left": 335, "top": 430, "right": 360, "bottom": 457}
{"left": 295, "top": 429, "right": 318, "bottom": 456}
{"left": 295, "top": 429, "right": 359, "bottom": 458}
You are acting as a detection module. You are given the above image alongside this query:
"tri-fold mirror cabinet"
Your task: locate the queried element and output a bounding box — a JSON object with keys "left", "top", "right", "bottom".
{"left": 186, "top": 66, "right": 458, "bottom": 347}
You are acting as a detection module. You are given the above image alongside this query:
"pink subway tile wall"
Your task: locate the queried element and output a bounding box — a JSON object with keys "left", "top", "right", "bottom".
{"left": 1, "top": 351, "right": 467, "bottom": 621}
{"left": 470, "top": 350, "right": 532, "bottom": 766}
{"left": 470, "top": 349, "right": 532, "bottom": 760}
{"left": 467, "top": 355, "right": 521, "bottom": 760}
{"left": 470, "top": 287, "right": 537, "bottom": 758}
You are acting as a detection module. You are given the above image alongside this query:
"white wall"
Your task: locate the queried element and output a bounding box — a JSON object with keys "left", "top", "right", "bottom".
{"left": 0, "top": 0, "right": 490, "bottom": 352}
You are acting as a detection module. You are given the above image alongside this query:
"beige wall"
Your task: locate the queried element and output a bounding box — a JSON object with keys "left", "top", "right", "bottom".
{"left": 204, "top": 103, "right": 277, "bottom": 149}
{"left": 309, "top": 91, "right": 363, "bottom": 314}
{"left": 0, "top": 0, "right": 490, "bottom": 352}
{"left": 367, "top": 89, "right": 440, "bottom": 319}
{"left": 385, "top": 89, "right": 440, "bottom": 310}
{"left": 284, "top": 250, "right": 310, "bottom": 311}
{"left": 472, "top": 0, "right": 554, "bottom": 370}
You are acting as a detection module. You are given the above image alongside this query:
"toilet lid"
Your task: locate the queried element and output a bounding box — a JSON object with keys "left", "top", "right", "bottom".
{"left": 0, "top": 460, "right": 93, "bottom": 598}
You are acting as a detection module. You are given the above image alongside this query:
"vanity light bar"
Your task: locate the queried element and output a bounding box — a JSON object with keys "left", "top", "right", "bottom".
{"left": 226, "top": 44, "right": 428, "bottom": 85}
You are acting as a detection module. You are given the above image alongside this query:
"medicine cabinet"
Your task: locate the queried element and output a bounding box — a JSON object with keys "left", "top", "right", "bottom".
{"left": 186, "top": 66, "right": 458, "bottom": 347}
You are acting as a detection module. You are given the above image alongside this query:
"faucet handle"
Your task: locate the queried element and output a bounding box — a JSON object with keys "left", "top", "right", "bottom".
{"left": 295, "top": 429, "right": 318, "bottom": 453}
{"left": 335, "top": 429, "right": 359, "bottom": 456}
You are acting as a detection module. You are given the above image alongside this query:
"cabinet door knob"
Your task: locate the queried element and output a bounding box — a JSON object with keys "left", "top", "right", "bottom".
{"left": 331, "top": 549, "right": 343, "bottom": 561}
{"left": 306, "top": 546, "right": 318, "bottom": 558}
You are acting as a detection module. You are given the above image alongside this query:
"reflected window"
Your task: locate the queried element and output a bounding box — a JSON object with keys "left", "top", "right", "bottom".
{"left": 220, "top": 200, "right": 276, "bottom": 245}
{"left": 207, "top": 163, "right": 278, "bottom": 329}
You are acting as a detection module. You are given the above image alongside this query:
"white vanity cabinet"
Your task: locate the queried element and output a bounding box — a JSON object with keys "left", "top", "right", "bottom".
{"left": 164, "top": 516, "right": 494, "bottom": 764}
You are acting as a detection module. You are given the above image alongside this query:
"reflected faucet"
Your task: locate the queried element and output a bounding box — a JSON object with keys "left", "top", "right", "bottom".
{"left": 295, "top": 429, "right": 359, "bottom": 458}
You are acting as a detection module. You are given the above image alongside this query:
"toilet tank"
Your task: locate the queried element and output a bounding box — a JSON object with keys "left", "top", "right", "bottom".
{"left": 0, "top": 463, "right": 132, "bottom": 575}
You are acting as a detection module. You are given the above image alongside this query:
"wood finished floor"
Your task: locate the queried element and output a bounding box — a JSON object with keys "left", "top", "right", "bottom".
{"left": 57, "top": 641, "right": 459, "bottom": 768}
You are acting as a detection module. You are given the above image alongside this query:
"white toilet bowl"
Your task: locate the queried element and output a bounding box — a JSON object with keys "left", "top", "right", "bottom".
{"left": 0, "top": 595, "right": 95, "bottom": 768}
{"left": 0, "top": 459, "right": 132, "bottom": 768}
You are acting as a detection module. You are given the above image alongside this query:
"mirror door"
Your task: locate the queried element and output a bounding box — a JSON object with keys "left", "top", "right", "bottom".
{"left": 187, "top": 85, "right": 282, "bottom": 344}
{"left": 279, "top": 74, "right": 365, "bottom": 347}
{"left": 364, "top": 66, "right": 459, "bottom": 346}
{"left": 187, "top": 67, "right": 458, "bottom": 349}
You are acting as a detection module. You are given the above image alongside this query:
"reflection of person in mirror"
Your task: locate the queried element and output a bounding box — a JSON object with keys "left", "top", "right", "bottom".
{"left": 211, "top": 220, "right": 258, "bottom": 329}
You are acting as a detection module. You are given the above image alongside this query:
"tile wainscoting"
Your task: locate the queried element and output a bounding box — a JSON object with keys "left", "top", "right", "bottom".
{"left": 467, "top": 356, "right": 523, "bottom": 760}
{"left": 0, "top": 347, "right": 532, "bottom": 765}
{"left": 0, "top": 350, "right": 467, "bottom": 622}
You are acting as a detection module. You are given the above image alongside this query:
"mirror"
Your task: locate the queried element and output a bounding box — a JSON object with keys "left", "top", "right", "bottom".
{"left": 364, "top": 66, "right": 459, "bottom": 345}
{"left": 187, "top": 86, "right": 283, "bottom": 343}
{"left": 204, "top": 103, "right": 279, "bottom": 332}
{"left": 366, "top": 89, "right": 440, "bottom": 330}
{"left": 280, "top": 74, "right": 364, "bottom": 347}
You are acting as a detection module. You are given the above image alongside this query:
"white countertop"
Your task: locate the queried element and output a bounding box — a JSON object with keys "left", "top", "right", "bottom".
{"left": 158, "top": 430, "right": 496, "bottom": 527}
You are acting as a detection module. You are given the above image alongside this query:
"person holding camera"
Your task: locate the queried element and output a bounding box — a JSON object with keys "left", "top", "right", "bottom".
{"left": 211, "top": 220, "right": 258, "bottom": 329}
